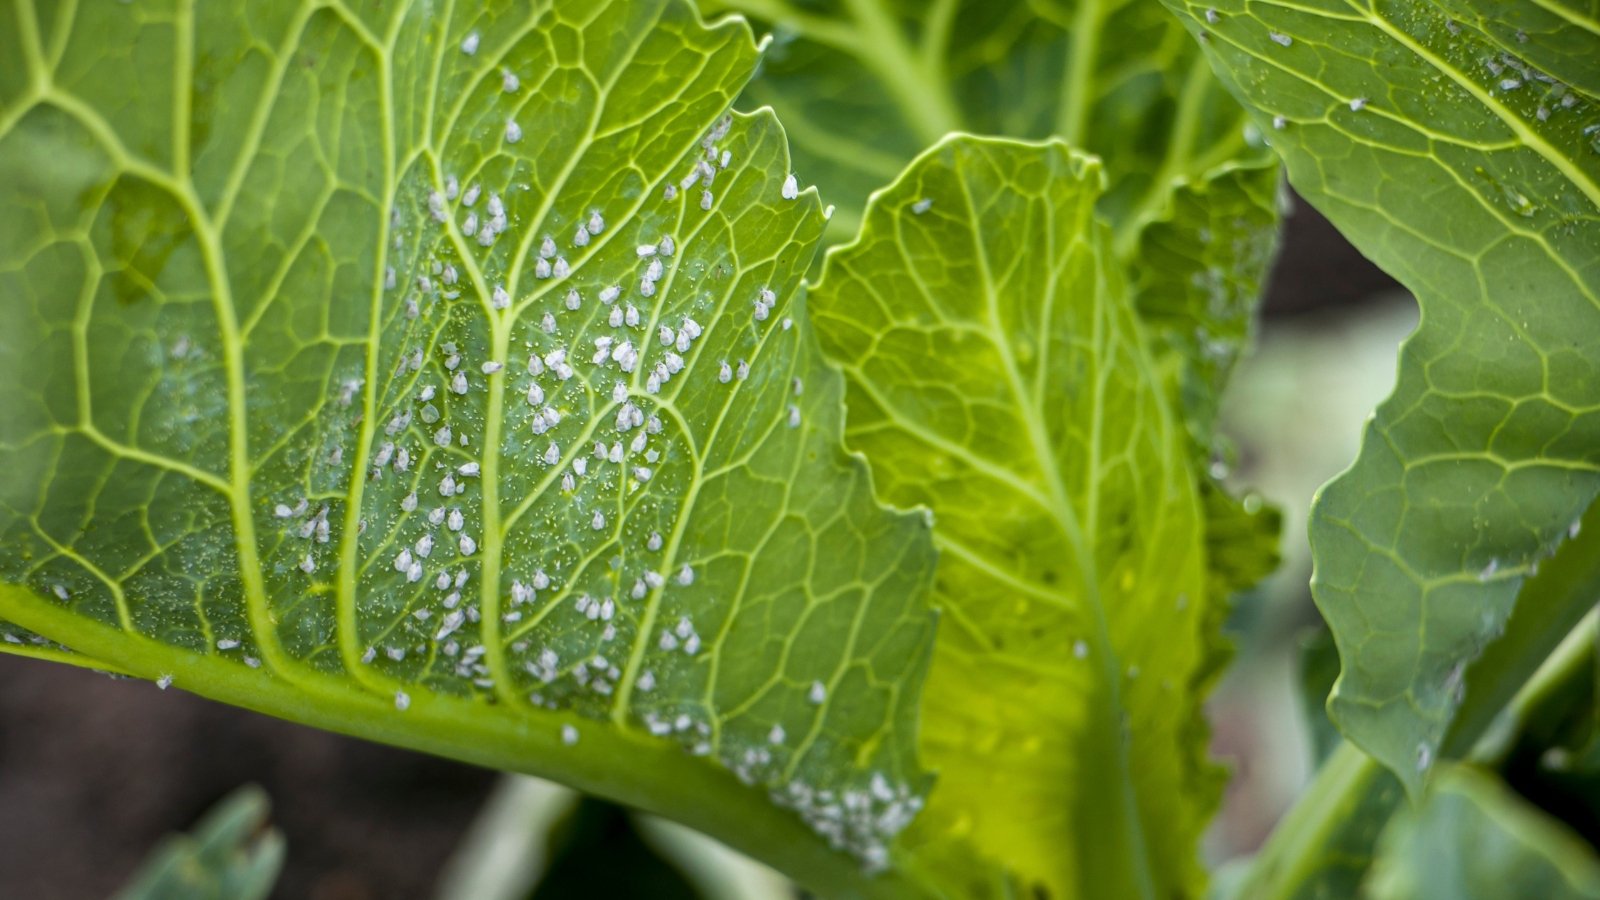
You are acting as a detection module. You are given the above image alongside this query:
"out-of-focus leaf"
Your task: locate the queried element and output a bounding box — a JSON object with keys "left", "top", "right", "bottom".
{"left": 1163, "top": 0, "right": 1600, "bottom": 796}
{"left": 114, "top": 786, "right": 284, "bottom": 900}
{"left": 812, "top": 135, "right": 1233, "bottom": 898}
{"left": 699, "top": 0, "right": 1261, "bottom": 249}
{"left": 0, "top": 2, "right": 940, "bottom": 890}
{"left": 1298, "top": 628, "right": 1342, "bottom": 769}
{"left": 1369, "top": 765, "right": 1600, "bottom": 900}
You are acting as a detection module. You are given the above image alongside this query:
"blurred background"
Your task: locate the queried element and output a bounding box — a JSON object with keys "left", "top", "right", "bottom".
{"left": 0, "top": 191, "right": 1414, "bottom": 899}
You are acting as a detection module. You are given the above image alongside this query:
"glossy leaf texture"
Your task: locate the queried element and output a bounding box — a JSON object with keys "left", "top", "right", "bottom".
{"left": 0, "top": 1, "right": 942, "bottom": 891}
{"left": 1368, "top": 765, "right": 1600, "bottom": 900}
{"left": 1162, "top": 0, "right": 1600, "bottom": 794}
{"left": 697, "top": 0, "right": 1262, "bottom": 249}
{"left": 811, "top": 136, "right": 1228, "bottom": 898}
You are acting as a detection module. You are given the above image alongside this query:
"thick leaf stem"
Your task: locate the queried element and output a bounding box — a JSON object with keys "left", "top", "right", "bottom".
{"left": 0, "top": 584, "right": 915, "bottom": 900}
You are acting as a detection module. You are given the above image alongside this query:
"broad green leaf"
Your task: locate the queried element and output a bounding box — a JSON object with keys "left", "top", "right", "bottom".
{"left": 697, "top": 0, "right": 1261, "bottom": 249}
{"left": 0, "top": 1, "right": 940, "bottom": 890}
{"left": 812, "top": 136, "right": 1225, "bottom": 898}
{"left": 1237, "top": 498, "right": 1600, "bottom": 900}
{"left": 114, "top": 786, "right": 284, "bottom": 900}
{"left": 1162, "top": 0, "right": 1600, "bottom": 795}
{"left": 1368, "top": 765, "right": 1600, "bottom": 900}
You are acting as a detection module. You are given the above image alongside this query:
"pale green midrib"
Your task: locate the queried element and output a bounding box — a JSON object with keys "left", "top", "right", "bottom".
{"left": 1344, "top": 0, "right": 1600, "bottom": 210}
{"left": 172, "top": 0, "right": 193, "bottom": 176}
{"left": 840, "top": 0, "right": 963, "bottom": 144}
{"left": 336, "top": 10, "right": 409, "bottom": 697}
{"left": 1057, "top": 0, "right": 1107, "bottom": 145}
{"left": 951, "top": 153, "right": 1156, "bottom": 899}
{"left": 0, "top": 639, "right": 133, "bottom": 675}
{"left": 0, "top": 583, "right": 911, "bottom": 900}
{"left": 12, "top": 0, "right": 45, "bottom": 94}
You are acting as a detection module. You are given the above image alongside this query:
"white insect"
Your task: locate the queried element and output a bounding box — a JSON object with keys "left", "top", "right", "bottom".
{"left": 781, "top": 173, "right": 799, "bottom": 200}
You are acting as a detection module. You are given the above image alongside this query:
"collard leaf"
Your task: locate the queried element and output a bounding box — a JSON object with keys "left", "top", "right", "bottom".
{"left": 1368, "top": 765, "right": 1600, "bottom": 900}
{"left": 698, "top": 0, "right": 1261, "bottom": 247}
{"left": 0, "top": 0, "right": 939, "bottom": 890}
{"left": 1162, "top": 0, "right": 1600, "bottom": 794}
{"left": 811, "top": 136, "right": 1224, "bottom": 898}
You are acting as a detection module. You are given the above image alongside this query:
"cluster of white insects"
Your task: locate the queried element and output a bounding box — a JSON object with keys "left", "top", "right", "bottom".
{"left": 242, "top": 27, "right": 920, "bottom": 867}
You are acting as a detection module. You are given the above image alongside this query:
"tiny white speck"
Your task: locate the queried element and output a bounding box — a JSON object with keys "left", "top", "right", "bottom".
{"left": 808, "top": 681, "right": 826, "bottom": 704}
{"left": 769, "top": 724, "right": 785, "bottom": 744}
{"left": 1272, "top": 115, "right": 1286, "bottom": 130}
{"left": 1205, "top": 7, "right": 1219, "bottom": 24}
{"left": 1073, "top": 639, "right": 1089, "bottom": 659}
{"left": 482, "top": 361, "right": 502, "bottom": 375}
{"left": 299, "top": 554, "right": 316, "bottom": 574}
{"left": 591, "top": 511, "right": 606, "bottom": 530}
{"left": 781, "top": 173, "right": 799, "bottom": 200}
{"left": 1349, "top": 97, "right": 1367, "bottom": 111}
{"left": 217, "top": 638, "right": 240, "bottom": 651}
{"left": 911, "top": 197, "right": 933, "bottom": 215}
{"left": 562, "top": 723, "right": 579, "bottom": 745}
{"left": 156, "top": 674, "right": 173, "bottom": 690}
{"left": 1268, "top": 31, "right": 1291, "bottom": 47}
{"left": 395, "top": 690, "right": 411, "bottom": 711}
{"left": 502, "top": 70, "right": 519, "bottom": 92}
{"left": 700, "top": 190, "right": 713, "bottom": 211}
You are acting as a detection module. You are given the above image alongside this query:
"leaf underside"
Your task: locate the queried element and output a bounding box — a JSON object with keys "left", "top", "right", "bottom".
{"left": 1164, "top": 0, "right": 1600, "bottom": 794}
{"left": 0, "top": 0, "right": 941, "bottom": 887}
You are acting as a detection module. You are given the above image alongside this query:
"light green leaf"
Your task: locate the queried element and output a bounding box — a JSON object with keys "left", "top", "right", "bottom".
{"left": 0, "top": 1, "right": 939, "bottom": 891}
{"left": 114, "top": 786, "right": 284, "bottom": 900}
{"left": 1368, "top": 765, "right": 1600, "bottom": 900}
{"left": 697, "top": 0, "right": 1261, "bottom": 249}
{"left": 1162, "top": 0, "right": 1600, "bottom": 794}
{"left": 812, "top": 135, "right": 1225, "bottom": 898}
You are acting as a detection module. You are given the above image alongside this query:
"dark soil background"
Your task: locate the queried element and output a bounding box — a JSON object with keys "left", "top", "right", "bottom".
{"left": 0, "top": 193, "right": 1397, "bottom": 900}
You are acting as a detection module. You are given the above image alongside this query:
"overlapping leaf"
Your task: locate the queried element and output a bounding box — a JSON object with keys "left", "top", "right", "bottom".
{"left": 1163, "top": 0, "right": 1600, "bottom": 794}
{"left": 1369, "top": 765, "right": 1600, "bottom": 899}
{"left": 0, "top": 0, "right": 939, "bottom": 889}
{"left": 698, "top": 0, "right": 1262, "bottom": 248}
{"left": 812, "top": 136, "right": 1226, "bottom": 898}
